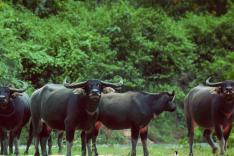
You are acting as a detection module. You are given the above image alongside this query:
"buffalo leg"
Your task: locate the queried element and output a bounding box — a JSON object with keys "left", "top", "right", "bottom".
{"left": 66, "top": 141, "right": 73, "bottom": 156}
{"left": 0, "top": 137, "right": 3, "bottom": 155}
{"left": 2, "top": 130, "right": 8, "bottom": 155}
{"left": 32, "top": 113, "right": 43, "bottom": 156}
{"left": 15, "top": 128, "right": 22, "bottom": 155}
{"left": 40, "top": 137, "right": 49, "bottom": 156}
{"left": 34, "top": 137, "right": 40, "bottom": 156}
{"left": 140, "top": 127, "right": 149, "bottom": 156}
{"left": 0, "top": 129, "right": 3, "bottom": 155}
{"left": 9, "top": 132, "right": 14, "bottom": 154}
{"left": 186, "top": 117, "right": 194, "bottom": 156}
{"left": 215, "top": 125, "right": 225, "bottom": 155}
{"left": 65, "top": 119, "right": 76, "bottom": 156}
{"left": 81, "top": 131, "right": 86, "bottom": 156}
{"left": 13, "top": 137, "right": 19, "bottom": 155}
{"left": 203, "top": 129, "right": 217, "bottom": 154}
{"left": 90, "top": 122, "right": 102, "bottom": 156}
{"left": 57, "top": 131, "right": 64, "bottom": 153}
{"left": 86, "top": 131, "right": 93, "bottom": 156}
{"left": 223, "top": 124, "right": 232, "bottom": 151}
{"left": 131, "top": 127, "right": 139, "bottom": 156}
{"left": 25, "top": 122, "right": 33, "bottom": 155}
{"left": 82, "top": 130, "right": 98, "bottom": 156}
{"left": 40, "top": 123, "right": 51, "bottom": 156}
{"left": 47, "top": 134, "right": 52, "bottom": 155}
{"left": 92, "top": 128, "right": 99, "bottom": 156}
{"left": 12, "top": 129, "right": 22, "bottom": 156}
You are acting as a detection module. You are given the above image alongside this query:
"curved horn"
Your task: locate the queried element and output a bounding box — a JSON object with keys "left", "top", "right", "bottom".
{"left": 63, "top": 77, "right": 87, "bottom": 88}
{"left": 172, "top": 91, "right": 175, "bottom": 101}
{"left": 169, "top": 90, "right": 175, "bottom": 96}
{"left": 9, "top": 81, "right": 28, "bottom": 93}
{"left": 101, "top": 77, "right": 123, "bottom": 88}
{"left": 205, "top": 77, "right": 223, "bottom": 87}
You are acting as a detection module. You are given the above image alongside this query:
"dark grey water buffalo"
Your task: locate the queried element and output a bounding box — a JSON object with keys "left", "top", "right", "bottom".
{"left": 83, "top": 90, "right": 176, "bottom": 156}
{"left": 0, "top": 81, "right": 30, "bottom": 155}
{"left": 184, "top": 77, "right": 234, "bottom": 156}
{"left": 30, "top": 78, "right": 123, "bottom": 156}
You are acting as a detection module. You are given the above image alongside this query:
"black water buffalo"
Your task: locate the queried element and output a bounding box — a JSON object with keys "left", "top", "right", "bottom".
{"left": 0, "top": 81, "right": 30, "bottom": 155}
{"left": 83, "top": 90, "right": 176, "bottom": 156}
{"left": 30, "top": 78, "right": 123, "bottom": 156}
{"left": 184, "top": 77, "right": 234, "bottom": 155}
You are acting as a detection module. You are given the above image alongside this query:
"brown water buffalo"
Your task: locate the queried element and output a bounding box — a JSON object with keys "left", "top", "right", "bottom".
{"left": 83, "top": 90, "right": 176, "bottom": 156}
{"left": 184, "top": 77, "right": 234, "bottom": 156}
{"left": 0, "top": 81, "right": 30, "bottom": 155}
{"left": 30, "top": 78, "right": 123, "bottom": 156}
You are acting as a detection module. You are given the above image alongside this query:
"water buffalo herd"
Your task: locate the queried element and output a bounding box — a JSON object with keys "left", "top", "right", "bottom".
{"left": 0, "top": 77, "right": 233, "bottom": 156}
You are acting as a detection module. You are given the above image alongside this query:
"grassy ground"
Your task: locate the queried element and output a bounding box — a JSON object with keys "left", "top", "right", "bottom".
{"left": 21, "top": 143, "right": 234, "bottom": 156}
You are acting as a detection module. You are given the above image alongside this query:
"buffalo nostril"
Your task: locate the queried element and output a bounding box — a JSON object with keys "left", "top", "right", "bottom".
{"left": 225, "top": 87, "right": 233, "bottom": 94}
{"left": 91, "top": 89, "right": 100, "bottom": 95}
{"left": 0, "top": 96, "right": 6, "bottom": 103}
{"left": 226, "top": 86, "right": 232, "bottom": 90}
{"left": 0, "top": 95, "right": 5, "bottom": 99}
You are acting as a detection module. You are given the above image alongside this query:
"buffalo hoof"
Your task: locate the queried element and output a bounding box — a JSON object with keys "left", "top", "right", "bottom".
{"left": 58, "top": 149, "right": 63, "bottom": 154}
{"left": 212, "top": 147, "right": 218, "bottom": 154}
{"left": 9, "top": 149, "right": 13, "bottom": 155}
{"left": 15, "top": 151, "right": 19, "bottom": 156}
{"left": 189, "top": 152, "right": 193, "bottom": 156}
{"left": 34, "top": 151, "right": 40, "bottom": 156}
{"left": 144, "top": 153, "right": 149, "bottom": 156}
{"left": 143, "top": 151, "right": 149, "bottom": 156}
{"left": 220, "top": 151, "right": 225, "bottom": 156}
{"left": 92, "top": 151, "right": 98, "bottom": 156}
{"left": 24, "top": 151, "right": 29, "bottom": 155}
{"left": 81, "top": 152, "right": 86, "bottom": 156}
{"left": 131, "top": 152, "right": 136, "bottom": 156}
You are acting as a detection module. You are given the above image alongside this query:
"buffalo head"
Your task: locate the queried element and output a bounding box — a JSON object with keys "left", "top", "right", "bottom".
{"left": 206, "top": 77, "right": 234, "bottom": 96}
{"left": 0, "top": 81, "right": 28, "bottom": 109}
{"left": 64, "top": 78, "right": 123, "bottom": 97}
{"left": 164, "top": 91, "right": 176, "bottom": 112}
{"left": 64, "top": 78, "right": 123, "bottom": 113}
{"left": 152, "top": 91, "right": 176, "bottom": 113}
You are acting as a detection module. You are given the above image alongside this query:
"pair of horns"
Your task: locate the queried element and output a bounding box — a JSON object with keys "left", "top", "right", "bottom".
{"left": 63, "top": 77, "right": 123, "bottom": 88}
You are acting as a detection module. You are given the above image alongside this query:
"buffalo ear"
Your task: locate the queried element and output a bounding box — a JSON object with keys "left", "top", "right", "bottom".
{"left": 212, "top": 87, "right": 222, "bottom": 95}
{"left": 11, "top": 92, "right": 23, "bottom": 98}
{"left": 102, "top": 87, "right": 116, "bottom": 94}
{"left": 102, "top": 85, "right": 121, "bottom": 93}
{"left": 73, "top": 88, "right": 86, "bottom": 95}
